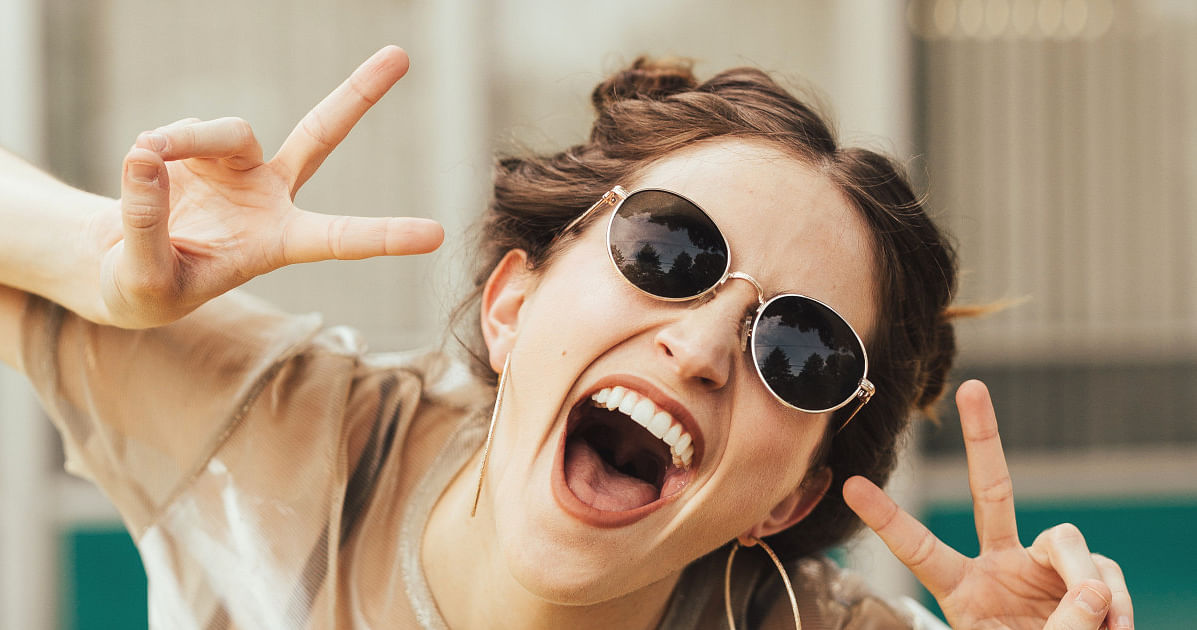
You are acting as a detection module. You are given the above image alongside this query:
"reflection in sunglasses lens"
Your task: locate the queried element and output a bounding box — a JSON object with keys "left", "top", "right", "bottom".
{"left": 753, "top": 296, "right": 864, "bottom": 411}
{"left": 609, "top": 191, "right": 729, "bottom": 299}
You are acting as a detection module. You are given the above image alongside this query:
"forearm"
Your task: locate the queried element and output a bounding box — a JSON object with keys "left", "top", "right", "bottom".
{"left": 0, "top": 284, "right": 27, "bottom": 370}
{"left": 0, "top": 148, "right": 114, "bottom": 322}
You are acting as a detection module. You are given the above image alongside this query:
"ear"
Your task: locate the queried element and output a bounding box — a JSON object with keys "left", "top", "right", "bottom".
{"left": 480, "top": 249, "right": 534, "bottom": 373}
{"left": 737, "top": 467, "right": 832, "bottom": 546}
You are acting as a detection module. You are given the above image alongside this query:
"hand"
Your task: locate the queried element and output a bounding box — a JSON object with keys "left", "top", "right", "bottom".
{"left": 93, "top": 45, "right": 443, "bottom": 328}
{"left": 843, "top": 380, "right": 1133, "bottom": 629}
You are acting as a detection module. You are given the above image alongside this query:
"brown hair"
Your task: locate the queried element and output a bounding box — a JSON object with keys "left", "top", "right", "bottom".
{"left": 452, "top": 57, "right": 958, "bottom": 560}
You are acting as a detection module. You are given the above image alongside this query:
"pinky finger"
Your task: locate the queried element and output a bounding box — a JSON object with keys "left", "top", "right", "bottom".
{"left": 1094, "top": 554, "right": 1133, "bottom": 629}
{"left": 279, "top": 210, "right": 444, "bottom": 265}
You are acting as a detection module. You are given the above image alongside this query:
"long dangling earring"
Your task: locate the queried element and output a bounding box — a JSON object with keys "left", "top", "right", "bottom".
{"left": 471, "top": 353, "right": 511, "bottom": 518}
{"left": 724, "top": 536, "right": 802, "bottom": 630}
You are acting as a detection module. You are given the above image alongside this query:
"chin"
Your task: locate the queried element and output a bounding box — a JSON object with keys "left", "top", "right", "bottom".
{"left": 501, "top": 528, "right": 628, "bottom": 604}
{"left": 491, "top": 488, "right": 659, "bottom": 606}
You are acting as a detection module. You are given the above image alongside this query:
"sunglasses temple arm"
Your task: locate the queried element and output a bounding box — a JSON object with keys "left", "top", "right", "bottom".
{"left": 835, "top": 378, "right": 875, "bottom": 434}
{"left": 561, "top": 186, "right": 627, "bottom": 235}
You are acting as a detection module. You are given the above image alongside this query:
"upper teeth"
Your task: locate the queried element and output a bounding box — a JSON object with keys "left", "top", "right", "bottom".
{"left": 591, "top": 386, "right": 695, "bottom": 469}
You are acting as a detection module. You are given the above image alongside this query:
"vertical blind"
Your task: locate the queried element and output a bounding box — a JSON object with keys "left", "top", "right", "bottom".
{"left": 911, "top": 0, "right": 1196, "bottom": 366}
{"left": 910, "top": 0, "right": 1197, "bottom": 452}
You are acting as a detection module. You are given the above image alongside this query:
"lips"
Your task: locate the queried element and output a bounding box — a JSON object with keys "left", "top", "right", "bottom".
{"left": 552, "top": 376, "right": 704, "bottom": 528}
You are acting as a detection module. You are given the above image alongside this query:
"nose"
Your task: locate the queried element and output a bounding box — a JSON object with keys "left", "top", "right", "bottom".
{"left": 653, "top": 276, "right": 761, "bottom": 390}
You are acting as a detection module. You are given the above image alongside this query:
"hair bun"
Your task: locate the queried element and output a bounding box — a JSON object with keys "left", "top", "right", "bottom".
{"left": 591, "top": 57, "right": 698, "bottom": 110}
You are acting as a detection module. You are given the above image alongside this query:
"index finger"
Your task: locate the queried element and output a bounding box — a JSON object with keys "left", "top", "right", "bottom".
{"left": 273, "top": 46, "right": 410, "bottom": 195}
{"left": 957, "top": 380, "right": 1021, "bottom": 551}
{"left": 843, "top": 475, "right": 968, "bottom": 598}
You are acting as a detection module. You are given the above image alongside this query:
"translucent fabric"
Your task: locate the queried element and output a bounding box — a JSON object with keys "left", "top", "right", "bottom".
{"left": 21, "top": 292, "right": 944, "bottom": 629}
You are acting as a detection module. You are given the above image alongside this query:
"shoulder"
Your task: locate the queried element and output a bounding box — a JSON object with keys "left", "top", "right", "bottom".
{"left": 776, "top": 556, "right": 948, "bottom": 630}
{"left": 340, "top": 346, "right": 493, "bottom": 482}
{"left": 355, "top": 346, "right": 493, "bottom": 412}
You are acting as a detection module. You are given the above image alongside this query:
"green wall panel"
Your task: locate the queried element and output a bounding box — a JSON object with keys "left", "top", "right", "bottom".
{"left": 61, "top": 527, "right": 147, "bottom": 630}
{"left": 922, "top": 497, "right": 1197, "bottom": 628}
{"left": 59, "top": 499, "right": 1195, "bottom": 629}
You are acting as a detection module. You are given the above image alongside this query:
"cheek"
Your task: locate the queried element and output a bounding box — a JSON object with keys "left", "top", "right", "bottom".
{"left": 493, "top": 253, "right": 645, "bottom": 452}
{"left": 719, "top": 413, "right": 823, "bottom": 512}
{"left": 520, "top": 253, "right": 647, "bottom": 360}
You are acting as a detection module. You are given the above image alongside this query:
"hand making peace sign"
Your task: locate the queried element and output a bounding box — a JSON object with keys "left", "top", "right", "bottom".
{"left": 94, "top": 46, "right": 442, "bottom": 329}
{"left": 844, "top": 380, "right": 1133, "bottom": 629}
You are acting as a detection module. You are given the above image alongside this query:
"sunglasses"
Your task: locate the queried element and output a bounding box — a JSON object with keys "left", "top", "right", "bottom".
{"left": 562, "top": 186, "right": 875, "bottom": 428}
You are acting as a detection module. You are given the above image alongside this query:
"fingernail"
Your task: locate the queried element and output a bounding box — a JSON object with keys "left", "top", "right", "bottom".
{"left": 1115, "top": 614, "right": 1131, "bottom": 629}
{"left": 1075, "top": 586, "right": 1109, "bottom": 615}
{"left": 129, "top": 161, "right": 159, "bottom": 184}
{"left": 141, "top": 132, "right": 167, "bottom": 152}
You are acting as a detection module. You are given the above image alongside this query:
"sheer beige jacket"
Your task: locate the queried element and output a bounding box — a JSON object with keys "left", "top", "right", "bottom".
{"left": 21, "top": 292, "right": 945, "bottom": 630}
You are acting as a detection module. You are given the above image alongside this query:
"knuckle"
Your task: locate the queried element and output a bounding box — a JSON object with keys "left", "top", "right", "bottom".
{"left": 975, "top": 475, "right": 1014, "bottom": 504}
{"left": 1050, "top": 522, "right": 1085, "bottom": 545}
{"left": 301, "top": 112, "right": 335, "bottom": 148}
{"left": 133, "top": 131, "right": 157, "bottom": 150}
{"left": 1092, "top": 553, "right": 1126, "bottom": 577}
{"left": 326, "top": 216, "right": 349, "bottom": 258}
{"left": 121, "top": 201, "right": 163, "bottom": 230}
{"left": 904, "top": 532, "right": 937, "bottom": 569}
{"left": 227, "top": 117, "right": 256, "bottom": 146}
{"left": 873, "top": 498, "right": 902, "bottom": 533}
{"left": 963, "top": 424, "right": 1000, "bottom": 444}
{"left": 348, "top": 72, "right": 380, "bottom": 105}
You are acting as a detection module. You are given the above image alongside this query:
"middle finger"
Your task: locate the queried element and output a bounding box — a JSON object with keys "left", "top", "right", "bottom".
{"left": 957, "top": 380, "right": 1021, "bottom": 551}
{"left": 273, "top": 45, "right": 410, "bottom": 195}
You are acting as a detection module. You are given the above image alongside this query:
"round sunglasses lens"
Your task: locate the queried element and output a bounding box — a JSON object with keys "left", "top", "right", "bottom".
{"left": 752, "top": 296, "right": 865, "bottom": 411}
{"left": 608, "top": 190, "right": 729, "bottom": 299}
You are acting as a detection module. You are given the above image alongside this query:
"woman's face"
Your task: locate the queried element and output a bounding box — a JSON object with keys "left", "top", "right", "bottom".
{"left": 480, "top": 138, "right": 878, "bottom": 604}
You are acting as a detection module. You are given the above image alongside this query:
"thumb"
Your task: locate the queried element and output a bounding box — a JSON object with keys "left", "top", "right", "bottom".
{"left": 119, "top": 146, "right": 175, "bottom": 274}
{"left": 280, "top": 209, "right": 444, "bottom": 264}
{"left": 1044, "top": 580, "right": 1111, "bottom": 630}
{"left": 110, "top": 145, "right": 181, "bottom": 323}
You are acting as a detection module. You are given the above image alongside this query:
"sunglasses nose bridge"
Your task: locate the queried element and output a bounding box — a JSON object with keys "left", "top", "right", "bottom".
{"left": 719, "top": 271, "right": 766, "bottom": 306}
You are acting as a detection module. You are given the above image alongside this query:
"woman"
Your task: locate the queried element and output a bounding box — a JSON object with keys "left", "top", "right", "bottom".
{"left": 0, "top": 46, "right": 1131, "bottom": 629}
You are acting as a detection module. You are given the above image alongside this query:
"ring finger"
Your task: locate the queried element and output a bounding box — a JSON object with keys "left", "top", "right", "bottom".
{"left": 1029, "top": 523, "right": 1103, "bottom": 589}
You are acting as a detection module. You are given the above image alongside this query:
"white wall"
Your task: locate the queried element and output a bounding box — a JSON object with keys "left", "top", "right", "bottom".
{"left": 0, "top": 0, "right": 55, "bottom": 626}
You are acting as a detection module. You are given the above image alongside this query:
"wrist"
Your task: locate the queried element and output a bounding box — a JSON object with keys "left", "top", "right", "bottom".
{"left": 0, "top": 185, "right": 117, "bottom": 323}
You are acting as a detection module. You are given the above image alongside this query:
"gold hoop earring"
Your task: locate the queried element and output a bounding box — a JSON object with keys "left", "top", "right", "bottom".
{"left": 724, "top": 536, "right": 802, "bottom": 630}
{"left": 471, "top": 353, "right": 511, "bottom": 518}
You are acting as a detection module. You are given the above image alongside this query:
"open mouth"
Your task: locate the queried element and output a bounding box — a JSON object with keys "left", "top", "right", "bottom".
{"left": 554, "top": 383, "right": 701, "bottom": 526}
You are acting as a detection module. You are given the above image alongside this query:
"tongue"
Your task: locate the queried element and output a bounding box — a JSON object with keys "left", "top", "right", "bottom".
{"left": 565, "top": 438, "right": 660, "bottom": 511}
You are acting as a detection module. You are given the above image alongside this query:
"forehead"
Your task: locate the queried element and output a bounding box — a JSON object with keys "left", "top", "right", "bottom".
{"left": 624, "top": 138, "right": 879, "bottom": 340}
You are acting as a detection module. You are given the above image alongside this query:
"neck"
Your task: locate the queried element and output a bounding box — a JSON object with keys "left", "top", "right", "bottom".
{"left": 422, "top": 450, "right": 681, "bottom": 630}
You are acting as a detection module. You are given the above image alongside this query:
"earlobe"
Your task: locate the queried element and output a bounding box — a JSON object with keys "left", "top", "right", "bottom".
{"left": 480, "top": 249, "right": 533, "bottom": 373}
{"left": 738, "top": 468, "right": 832, "bottom": 546}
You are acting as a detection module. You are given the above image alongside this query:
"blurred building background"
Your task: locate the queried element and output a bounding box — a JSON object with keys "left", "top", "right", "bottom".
{"left": 0, "top": 0, "right": 1193, "bottom": 628}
